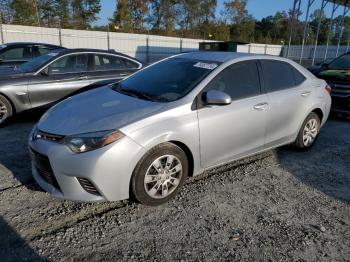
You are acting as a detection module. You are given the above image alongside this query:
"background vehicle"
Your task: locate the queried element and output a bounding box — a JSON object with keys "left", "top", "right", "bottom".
{"left": 0, "top": 42, "right": 64, "bottom": 68}
{"left": 0, "top": 48, "right": 143, "bottom": 125}
{"left": 29, "top": 52, "right": 331, "bottom": 206}
{"left": 308, "top": 53, "right": 350, "bottom": 116}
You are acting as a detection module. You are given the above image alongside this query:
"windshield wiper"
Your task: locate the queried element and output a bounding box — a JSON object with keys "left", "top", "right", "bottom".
{"left": 117, "top": 88, "right": 155, "bottom": 101}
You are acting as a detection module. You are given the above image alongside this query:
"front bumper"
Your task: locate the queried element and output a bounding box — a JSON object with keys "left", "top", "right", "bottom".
{"left": 331, "top": 94, "right": 350, "bottom": 115}
{"left": 29, "top": 133, "right": 147, "bottom": 202}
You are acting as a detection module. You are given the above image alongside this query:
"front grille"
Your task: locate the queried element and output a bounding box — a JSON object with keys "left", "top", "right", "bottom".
{"left": 77, "top": 177, "right": 101, "bottom": 196}
{"left": 29, "top": 148, "right": 61, "bottom": 191}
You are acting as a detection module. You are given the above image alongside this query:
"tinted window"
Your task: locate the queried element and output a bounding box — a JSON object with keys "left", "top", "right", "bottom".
{"left": 206, "top": 61, "right": 260, "bottom": 100}
{"left": 94, "top": 54, "right": 125, "bottom": 70}
{"left": 123, "top": 58, "right": 139, "bottom": 69}
{"left": 0, "top": 47, "right": 28, "bottom": 60}
{"left": 261, "top": 60, "right": 296, "bottom": 92}
{"left": 116, "top": 58, "right": 219, "bottom": 102}
{"left": 19, "top": 51, "right": 61, "bottom": 72}
{"left": 293, "top": 68, "right": 306, "bottom": 85}
{"left": 48, "top": 54, "right": 89, "bottom": 74}
{"left": 328, "top": 54, "right": 350, "bottom": 69}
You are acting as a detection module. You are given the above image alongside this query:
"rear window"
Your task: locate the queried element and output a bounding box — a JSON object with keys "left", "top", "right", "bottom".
{"left": 261, "top": 60, "right": 298, "bottom": 92}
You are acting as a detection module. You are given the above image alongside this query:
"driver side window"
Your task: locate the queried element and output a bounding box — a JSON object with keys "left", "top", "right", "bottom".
{"left": 206, "top": 61, "right": 261, "bottom": 100}
{"left": 48, "top": 54, "right": 89, "bottom": 74}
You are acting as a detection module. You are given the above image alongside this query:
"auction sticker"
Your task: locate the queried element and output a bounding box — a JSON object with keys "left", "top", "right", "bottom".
{"left": 194, "top": 62, "right": 218, "bottom": 70}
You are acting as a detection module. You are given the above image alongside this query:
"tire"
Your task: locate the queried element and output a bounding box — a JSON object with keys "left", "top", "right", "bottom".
{"left": 0, "top": 94, "right": 13, "bottom": 126}
{"left": 130, "top": 142, "right": 188, "bottom": 206}
{"left": 293, "top": 112, "right": 320, "bottom": 151}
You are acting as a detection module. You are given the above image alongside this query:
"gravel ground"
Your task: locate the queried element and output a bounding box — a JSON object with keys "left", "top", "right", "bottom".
{"left": 0, "top": 113, "right": 349, "bottom": 261}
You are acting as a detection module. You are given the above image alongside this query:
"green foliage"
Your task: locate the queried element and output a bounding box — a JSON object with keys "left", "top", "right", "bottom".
{"left": 1, "top": 0, "right": 350, "bottom": 46}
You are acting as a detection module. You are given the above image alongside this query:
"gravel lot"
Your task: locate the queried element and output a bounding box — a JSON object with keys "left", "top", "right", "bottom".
{"left": 0, "top": 113, "right": 349, "bottom": 261}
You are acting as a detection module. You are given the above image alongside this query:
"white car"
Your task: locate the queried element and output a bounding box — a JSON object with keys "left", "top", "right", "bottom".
{"left": 29, "top": 52, "right": 332, "bottom": 206}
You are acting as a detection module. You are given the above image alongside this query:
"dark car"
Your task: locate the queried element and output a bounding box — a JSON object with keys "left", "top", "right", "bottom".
{"left": 0, "top": 42, "right": 64, "bottom": 68}
{"left": 0, "top": 48, "right": 143, "bottom": 125}
{"left": 309, "top": 53, "right": 350, "bottom": 116}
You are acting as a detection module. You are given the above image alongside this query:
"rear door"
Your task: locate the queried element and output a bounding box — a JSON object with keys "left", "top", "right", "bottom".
{"left": 88, "top": 53, "right": 141, "bottom": 86}
{"left": 28, "top": 53, "right": 91, "bottom": 108}
{"left": 197, "top": 60, "right": 268, "bottom": 168}
{"left": 260, "top": 60, "right": 310, "bottom": 148}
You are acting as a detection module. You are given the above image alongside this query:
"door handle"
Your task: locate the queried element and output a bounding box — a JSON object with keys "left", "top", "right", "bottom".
{"left": 119, "top": 73, "right": 128, "bottom": 77}
{"left": 253, "top": 103, "right": 268, "bottom": 111}
{"left": 77, "top": 76, "right": 88, "bottom": 80}
{"left": 301, "top": 91, "right": 311, "bottom": 97}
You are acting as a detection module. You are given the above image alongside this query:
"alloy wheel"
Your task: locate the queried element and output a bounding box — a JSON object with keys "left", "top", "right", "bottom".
{"left": 0, "top": 100, "right": 8, "bottom": 124}
{"left": 144, "top": 155, "right": 183, "bottom": 199}
{"left": 302, "top": 118, "right": 318, "bottom": 147}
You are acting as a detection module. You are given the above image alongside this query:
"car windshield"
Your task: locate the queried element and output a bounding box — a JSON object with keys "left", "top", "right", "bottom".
{"left": 114, "top": 57, "right": 220, "bottom": 102}
{"left": 18, "top": 50, "right": 62, "bottom": 72}
{"left": 327, "top": 54, "right": 350, "bottom": 70}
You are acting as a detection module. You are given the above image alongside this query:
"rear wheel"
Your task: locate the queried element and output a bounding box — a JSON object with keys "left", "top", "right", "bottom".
{"left": 0, "top": 95, "right": 12, "bottom": 126}
{"left": 293, "top": 112, "right": 320, "bottom": 150}
{"left": 130, "top": 142, "right": 188, "bottom": 206}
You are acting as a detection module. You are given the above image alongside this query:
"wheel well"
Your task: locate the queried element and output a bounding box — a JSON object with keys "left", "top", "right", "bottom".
{"left": 312, "top": 108, "right": 323, "bottom": 123}
{"left": 0, "top": 92, "right": 15, "bottom": 114}
{"left": 169, "top": 141, "right": 194, "bottom": 177}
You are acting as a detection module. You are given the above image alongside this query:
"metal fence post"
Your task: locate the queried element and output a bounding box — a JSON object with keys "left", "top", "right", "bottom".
{"left": 107, "top": 27, "right": 110, "bottom": 50}
{"left": 146, "top": 35, "right": 150, "bottom": 64}
{"left": 299, "top": 0, "right": 316, "bottom": 64}
{"left": 324, "top": 2, "right": 340, "bottom": 60}
{"left": 287, "top": 0, "right": 301, "bottom": 58}
{"left": 248, "top": 44, "right": 251, "bottom": 53}
{"left": 180, "top": 39, "right": 183, "bottom": 53}
{"left": 0, "top": 23, "right": 4, "bottom": 44}
{"left": 312, "top": 0, "right": 328, "bottom": 65}
{"left": 336, "top": 4, "right": 350, "bottom": 57}
{"left": 264, "top": 44, "right": 268, "bottom": 54}
{"left": 58, "top": 27, "right": 62, "bottom": 46}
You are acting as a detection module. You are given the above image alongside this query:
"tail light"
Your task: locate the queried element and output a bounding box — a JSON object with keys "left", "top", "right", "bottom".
{"left": 325, "top": 84, "right": 332, "bottom": 94}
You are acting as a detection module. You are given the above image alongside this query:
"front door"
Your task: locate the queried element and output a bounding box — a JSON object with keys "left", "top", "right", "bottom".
{"left": 197, "top": 60, "right": 268, "bottom": 168}
{"left": 28, "top": 53, "right": 91, "bottom": 108}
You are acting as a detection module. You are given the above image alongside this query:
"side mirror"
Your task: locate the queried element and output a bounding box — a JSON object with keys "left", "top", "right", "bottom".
{"left": 202, "top": 90, "right": 232, "bottom": 106}
{"left": 40, "top": 67, "right": 49, "bottom": 76}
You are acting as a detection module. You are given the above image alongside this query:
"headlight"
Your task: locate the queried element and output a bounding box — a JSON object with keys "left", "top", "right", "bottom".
{"left": 64, "top": 130, "right": 125, "bottom": 153}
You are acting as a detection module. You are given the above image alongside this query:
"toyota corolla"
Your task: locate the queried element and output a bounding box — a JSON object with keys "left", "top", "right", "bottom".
{"left": 29, "top": 52, "right": 331, "bottom": 206}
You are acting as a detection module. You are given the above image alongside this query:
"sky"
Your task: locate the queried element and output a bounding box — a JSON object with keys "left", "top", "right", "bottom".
{"left": 94, "top": 0, "right": 347, "bottom": 26}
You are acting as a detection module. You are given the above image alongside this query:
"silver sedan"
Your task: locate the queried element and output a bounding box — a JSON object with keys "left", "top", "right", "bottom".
{"left": 29, "top": 52, "right": 331, "bottom": 206}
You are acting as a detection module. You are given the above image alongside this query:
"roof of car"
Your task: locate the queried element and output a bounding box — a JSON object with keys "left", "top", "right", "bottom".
{"left": 4, "top": 42, "right": 63, "bottom": 48}
{"left": 177, "top": 51, "right": 256, "bottom": 62}
{"left": 58, "top": 48, "right": 141, "bottom": 62}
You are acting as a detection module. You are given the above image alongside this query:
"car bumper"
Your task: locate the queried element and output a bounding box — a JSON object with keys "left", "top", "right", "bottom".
{"left": 331, "top": 94, "right": 350, "bottom": 114}
{"left": 29, "top": 133, "right": 147, "bottom": 202}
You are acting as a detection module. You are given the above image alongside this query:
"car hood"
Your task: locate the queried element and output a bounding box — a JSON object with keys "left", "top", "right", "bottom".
{"left": 37, "top": 87, "right": 166, "bottom": 136}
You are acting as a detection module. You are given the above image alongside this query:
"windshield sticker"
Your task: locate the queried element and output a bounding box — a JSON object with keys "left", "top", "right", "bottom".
{"left": 194, "top": 62, "right": 218, "bottom": 70}
{"left": 0, "top": 44, "right": 7, "bottom": 49}
{"left": 47, "top": 52, "right": 59, "bottom": 57}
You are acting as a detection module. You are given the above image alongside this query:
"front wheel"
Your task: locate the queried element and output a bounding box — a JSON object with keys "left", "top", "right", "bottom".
{"left": 0, "top": 95, "right": 13, "bottom": 126}
{"left": 293, "top": 112, "right": 320, "bottom": 150}
{"left": 130, "top": 142, "right": 188, "bottom": 206}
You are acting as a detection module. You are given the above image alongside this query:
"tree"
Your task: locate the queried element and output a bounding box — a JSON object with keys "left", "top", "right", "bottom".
{"left": 71, "top": 0, "right": 101, "bottom": 29}
{"left": 0, "top": 0, "right": 13, "bottom": 23}
{"left": 110, "top": 0, "right": 148, "bottom": 33}
{"left": 110, "top": 0, "right": 132, "bottom": 32}
{"left": 223, "top": 0, "right": 248, "bottom": 24}
{"left": 10, "top": 0, "right": 40, "bottom": 26}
